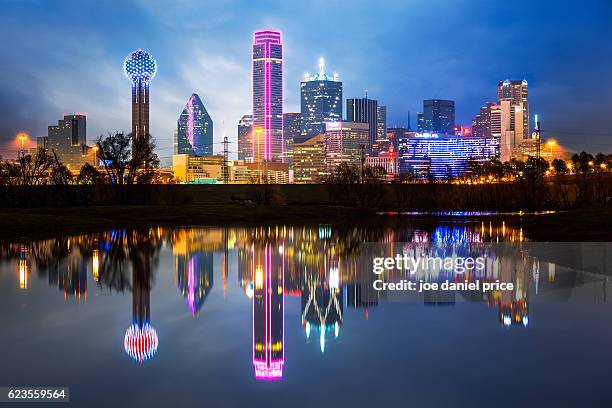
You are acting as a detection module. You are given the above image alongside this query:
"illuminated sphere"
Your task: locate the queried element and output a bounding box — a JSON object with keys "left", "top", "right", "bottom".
{"left": 124, "top": 49, "right": 157, "bottom": 83}
{"left": 124, "top": 323, "right": 158, "bottom": 363}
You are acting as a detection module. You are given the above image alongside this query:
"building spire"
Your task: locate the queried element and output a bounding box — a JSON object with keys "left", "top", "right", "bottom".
{"left": 319, "top": 57, "right": 325, "bottom": 75}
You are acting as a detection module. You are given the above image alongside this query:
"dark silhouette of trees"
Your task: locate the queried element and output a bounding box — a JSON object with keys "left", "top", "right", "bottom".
{"left": 552, "top": 158, "right": 568, "bottom": 175}
{"left": 77, "top": 163, "right": 103, "bottom": 185}
{"left": 96, "top": 132, "right": 160, "bottom": 185}
{"left": 571, "top": 152, "right": 595, "bottom": 174}
{"left": 16, "top": 149, "right": 54, "bottom": 186}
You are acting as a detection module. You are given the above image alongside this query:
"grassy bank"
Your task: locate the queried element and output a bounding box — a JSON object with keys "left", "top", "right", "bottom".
{"left": 1, "top": 204, "right": 611, "bottom": 242}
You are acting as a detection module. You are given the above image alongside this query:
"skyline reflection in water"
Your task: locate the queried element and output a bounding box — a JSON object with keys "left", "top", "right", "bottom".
{"left": 1, "top": 222, "right": 611, "bottom": 407}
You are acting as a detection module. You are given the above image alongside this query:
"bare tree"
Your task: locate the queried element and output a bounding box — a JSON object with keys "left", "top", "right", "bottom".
{"left": 16, "top": 148, "right": 53, "bottom": 185}
{"left": 96, "top": 132, "right": 160, "bottom": 185}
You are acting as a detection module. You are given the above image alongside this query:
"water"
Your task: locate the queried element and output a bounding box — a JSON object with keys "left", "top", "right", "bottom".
{"left": 1, "top": 221, "right": 612, "bottom": 407}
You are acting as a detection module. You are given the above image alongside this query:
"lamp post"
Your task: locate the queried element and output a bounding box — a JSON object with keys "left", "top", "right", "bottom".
{"left": 17, "top": 133, "right": 29, "bottom": 158}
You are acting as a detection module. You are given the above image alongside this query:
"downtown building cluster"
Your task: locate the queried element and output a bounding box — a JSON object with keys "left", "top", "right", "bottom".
{"left": 225, "top": 29, "right": 544, "bottom": 183}
{"left": 29, "top": 31, "right": 545, "bottom": 183}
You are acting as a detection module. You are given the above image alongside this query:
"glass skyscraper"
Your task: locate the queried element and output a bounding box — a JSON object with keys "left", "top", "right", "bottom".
{"left": 346, "top": 97, "right": 378, "bottom": 154}
{"left": 237, "top": 114, "right": 253, "bottom": 161}
{"left": 498, "top": 79, "right": 530, "bottom": 140}
{"left": 252, "top": 30, "right": 283, "bottom": 162}
{"left": 299, "top": 58, "right": 342, "bottom": 143}
{"left": 423, "top": 99, "right": 455, "bottom": 134}
{"left": 416, "top": 112, "right": 425, "bottom": 132}
{"left": 282, "top": 112, "right": 301, "bottom": 165}
{"left": 176, "top": 93, "right": 213, "bottom": 157}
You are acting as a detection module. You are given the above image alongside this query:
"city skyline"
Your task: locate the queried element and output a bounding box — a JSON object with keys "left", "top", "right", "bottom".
{"left": 1, "top": 0, "right": 612, "bottom": 163}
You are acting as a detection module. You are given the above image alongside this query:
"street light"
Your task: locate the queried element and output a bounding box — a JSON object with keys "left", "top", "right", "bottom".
{"left": 16, "top": 132, "right": 29, "bottom": 157}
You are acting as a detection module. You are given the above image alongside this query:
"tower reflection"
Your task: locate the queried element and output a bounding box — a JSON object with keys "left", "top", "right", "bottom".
{"left": 252, "top": 242, "right": 284, "bottom": 380}
{"left": 19, "top": 244, "right": 28, "bottom": 290}
{"left": 123, "top": 230, "right": 160, "bottom": 364}
{"left": 176, "top": 253, "right": 213, "bottom": 317}
{"left": 302, "top": 267, "right": 343, "bottom": 353}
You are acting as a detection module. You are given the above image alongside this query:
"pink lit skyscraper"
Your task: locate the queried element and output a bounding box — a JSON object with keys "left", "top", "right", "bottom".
{"left": 252, "top": 30, "right": 284, "bottom": 163}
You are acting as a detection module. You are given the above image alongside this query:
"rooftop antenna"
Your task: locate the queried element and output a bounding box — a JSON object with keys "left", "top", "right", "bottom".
{"left": 222, "top": 119, "right": 229, "bottom": 184}
{"left": 407, "top": 111, "right": 412, "bottom": 131}
{"left": 364, "top": 89, "right": 368, "bottom": 99}
{"left": 319, "top": 57, "right": 325, "bottom": 75}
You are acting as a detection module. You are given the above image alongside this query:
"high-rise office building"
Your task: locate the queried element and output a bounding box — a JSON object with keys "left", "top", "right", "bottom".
{"left": 293, "top": 134, "right": 328, "bottom": 183}
{"left": 416, "top": 112, "right": 425, "bottom": 132}
{"left": 491, "top": 100, "right": 524, "bottom": 162}
{"left": 252, "top": 30, "right": 283, "bottom": 163}
{"left": 472, "top": 102, "right": 495, "bottom": 139}
{"left": 238, "top": 114, "right": 253, "bottom": 161}
{"left": 124, "top": 49, "right": 157, "bottom": 151}
{"left": 282, "top": 112, "right": 301, "bottom": 164}
{"left": 176, "top": 93, "right": 213, "bottom": 157}
{"left": 47, "top": 114, "right": 91, "bottom": 169}
{"left": 324, "top": 121, "right": 370, "bottom": 170}
{"left": 498, "top": 79, "right": 529, "bottom": 139}
{"left": 372, "top": 105, "right": 387, "bottom": 156}
{"left": 376, "top": 106, "right": 387, "bottom": 140}
{"left": 300, "top": 58, "right": 342, "bottom": 143}
{"left": 423, "top": 99, "right": 455, "bottom": 134}
{"left": 346, "top": 97, "right": 378, "bottom": 154}
{"left": 386, "top": 127, "right": 406, "bottom": 151}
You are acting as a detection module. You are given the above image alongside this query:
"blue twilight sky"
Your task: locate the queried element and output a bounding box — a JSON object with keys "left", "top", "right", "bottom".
{"left": 1, "top": 0, "right": 612, "bottom": 163}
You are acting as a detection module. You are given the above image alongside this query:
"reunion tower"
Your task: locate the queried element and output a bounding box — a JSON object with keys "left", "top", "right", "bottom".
{"left": 124, "top": 49, "right": 157, "bottom": 150}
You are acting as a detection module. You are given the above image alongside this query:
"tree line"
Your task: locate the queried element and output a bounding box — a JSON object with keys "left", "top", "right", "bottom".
{"left": 0, "top": 132, "right": 162, "bottom": 186}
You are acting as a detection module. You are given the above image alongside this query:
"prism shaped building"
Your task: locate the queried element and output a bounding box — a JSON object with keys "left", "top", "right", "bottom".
{"left": 176, "top": 93, "right": 213, "bottom": 157}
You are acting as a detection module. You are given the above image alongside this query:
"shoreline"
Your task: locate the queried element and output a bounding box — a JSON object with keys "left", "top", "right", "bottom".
{"left": 0, "top": 204, "right": 611, "bottom": 242}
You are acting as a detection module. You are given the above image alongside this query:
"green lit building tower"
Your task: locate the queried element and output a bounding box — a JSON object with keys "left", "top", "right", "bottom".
{"left": 176, "top": 93, "right": 213, "bottom": 157}
{"left": 299, "top": 58, "right": 342, "bottom": 143}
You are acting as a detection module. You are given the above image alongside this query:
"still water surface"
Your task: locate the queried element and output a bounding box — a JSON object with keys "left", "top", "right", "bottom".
{"left": 1, "top": 221, "right": 611, "bottom": 407}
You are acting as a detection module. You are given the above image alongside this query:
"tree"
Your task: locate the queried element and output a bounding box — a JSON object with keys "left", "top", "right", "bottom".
{"left": 77, "top": 163, "right": 103, "bottom": 185}
{"left": 523, "top": 156, "right": 548, "bottom": 179}
{"left": 0, "top": 157, "right": 20, "bottom": 186}
{"left": 323, "top": 163, "right": 361, "bottom": 184}
{"left": 16, "top": 148, "right": 53, "bottom": 185}
{"left": 552, "top": 158, "right": 568, "bottom": 175}
{"left": 96, "top": 132, "right": 160, "bottom": 185}
{"left": 362, "top": 165, "right": 386, "bottom": 184}
{"left": 571, "top": 152, "right": 594, "bottom": 174}
{"left": 466, "top": 157, "right": 484, "bottom": 179}
{"left": 49, "top": 161, "right": 73, "bottom": 185}
{"left": 594, "top": 153, "right": 610, "bottom": 172}
{"left": 482, "top": 159, "right": 505, "bottom": 180}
